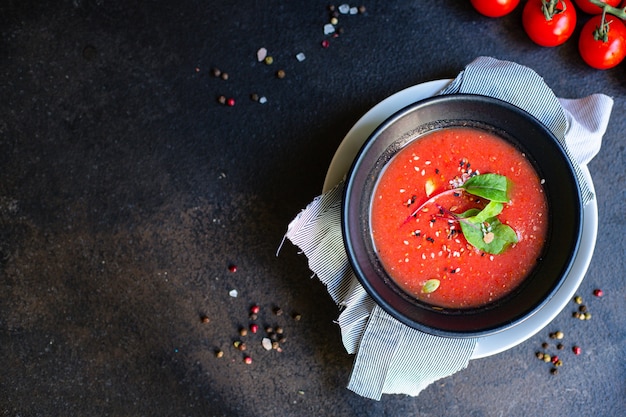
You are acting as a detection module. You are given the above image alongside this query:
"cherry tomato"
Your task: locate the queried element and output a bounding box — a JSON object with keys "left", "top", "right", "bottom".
{"left": 579, "top": 14, "right": 626, "bottom": 69}
{"left": 470, "top": 0, "right": 520, "bottom": 17}
{"left": 573, "top": 0, "right": 621, "bottom": 15}
{"left": 522, "top": 0, "right": 577, "bottom": 47}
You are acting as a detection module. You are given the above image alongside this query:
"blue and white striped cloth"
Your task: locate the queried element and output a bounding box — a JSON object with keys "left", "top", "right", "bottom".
{"left": 285, "top": 57, "right": 613, "bottom": 400}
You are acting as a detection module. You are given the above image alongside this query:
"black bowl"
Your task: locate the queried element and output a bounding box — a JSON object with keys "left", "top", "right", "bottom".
{"left": 342, "top": 94, "right": 583, "bottom": 338}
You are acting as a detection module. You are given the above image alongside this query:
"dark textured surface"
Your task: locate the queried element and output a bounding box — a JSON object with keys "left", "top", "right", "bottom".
{"left": 1, "top": 1, "right": 624, "bottom": 416}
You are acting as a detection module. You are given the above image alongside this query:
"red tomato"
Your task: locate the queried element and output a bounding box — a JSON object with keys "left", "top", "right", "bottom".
{"left": 573, "top": 0, "right": 621, "bottom": 15}
{"left": 470, "top": 0, "right": 520, "bottom": 17}
{"left": 579, "top": 15, "right": 626, "bottom": 69}
{"left": 522, "top": 0, "right": 577, "bottom": 47}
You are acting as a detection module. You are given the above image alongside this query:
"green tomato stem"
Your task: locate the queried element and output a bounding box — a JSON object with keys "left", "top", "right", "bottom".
{"left": 541, "top": 0, "right": 566, "bottom": 21}
{"left": 588, "top": 0, "right": 626, "bottom": 19}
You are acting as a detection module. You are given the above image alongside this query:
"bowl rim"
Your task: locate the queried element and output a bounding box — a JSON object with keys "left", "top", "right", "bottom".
{"left": 341, "top": 93, "right": 584, "bottom": 338}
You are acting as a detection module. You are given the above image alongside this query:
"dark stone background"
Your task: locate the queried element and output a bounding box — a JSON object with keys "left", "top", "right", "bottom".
{"left": 1, "top": 1, "right": 624, "bottom": 416}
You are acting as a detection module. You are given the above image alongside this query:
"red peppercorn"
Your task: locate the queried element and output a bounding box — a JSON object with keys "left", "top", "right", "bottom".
{"left": 593, "top": 288, "right": 603, "bottom": 297}
{"left": 573, "top": 346, "right": 581, "bottom": 355}
{"left": 228, "top": 264, "right": 237, "bottom": 273}
{"left": 250, "top": 323, "right": 259, "bottom": 333}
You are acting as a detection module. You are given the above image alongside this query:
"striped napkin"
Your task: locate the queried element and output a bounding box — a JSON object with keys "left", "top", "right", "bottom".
{"left": 285, "top": 57, "right": 613, "bottom": 400}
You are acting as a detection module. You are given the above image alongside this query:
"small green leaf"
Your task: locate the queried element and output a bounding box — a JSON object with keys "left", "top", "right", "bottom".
{"left": 459, "top": 216, "right": 518, "bottom": 254}
{"left": 461, "top": 173, "right": 511, "bottom": 202}
{"left": 421, "top": 279, "right": 440, "bottom": 294}
{"left": 470, "top": 201, "right": 503, "bottom": 223}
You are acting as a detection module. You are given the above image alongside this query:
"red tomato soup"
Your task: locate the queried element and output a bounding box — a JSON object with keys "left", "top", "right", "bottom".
{"left": 370, "top": 127, "right": 548, "bottom": 309}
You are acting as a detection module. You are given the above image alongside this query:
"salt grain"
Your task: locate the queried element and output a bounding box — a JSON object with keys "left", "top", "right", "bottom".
{"left": 262, "top": 338, "right": 272, "bottom": 351}
{"left": 296, "top": 52, "right": 306, "bottom": 62}
{"left": 229, "top": 289, "right": 238, "bottom": 297}
{"left": 339, "top": 4, "right": 350, "bottom": 14}
{"left": 257, "top": 47, "right": 267, "bottom": 62}
{"left": 324, "top": 23, "right": 335, "bottom": 35}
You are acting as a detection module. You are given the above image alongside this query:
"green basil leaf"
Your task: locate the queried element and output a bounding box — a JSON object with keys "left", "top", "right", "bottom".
{"left": 459, "top": 216, "right": 518, "bottom": 255}
{"left": 461, "top": 173, "right": 511, "bottom": 202}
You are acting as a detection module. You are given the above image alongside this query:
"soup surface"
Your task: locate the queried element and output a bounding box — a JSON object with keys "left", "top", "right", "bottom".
{"left": 370, "top": 127, "right": 548, "bottom": 308}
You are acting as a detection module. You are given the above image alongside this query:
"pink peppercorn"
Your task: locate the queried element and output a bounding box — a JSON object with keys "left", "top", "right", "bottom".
{"left": 593, "top": 288, "right": 603, "bottom": 297}
{"left": 321, "top": 39, "right": 330, "bottom": 48}
{"left": 228, "top": 264, "right": 237, "bottom": 272}
{"left": 243, "top": 356, "right": 252, "bottom": 364}
{"left": 573, "top": 346, "right": 581, "bottom": 355}
{"left": 250, "top": 323, "right": 259, "bottom": 334}
{"left": 226, "top": 98, "right": 235, "bottom": 107}
{"left": 551, "top": 355, "right": 559, "bottom": 364}
{"left": 250, "top": 305, "right": 260, "bottom": 314}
